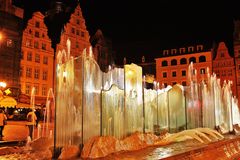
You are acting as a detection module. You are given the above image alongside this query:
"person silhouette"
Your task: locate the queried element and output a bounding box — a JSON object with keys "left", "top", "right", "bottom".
{"left": 26, "top": 109, "right": 37, "bottom": 139}
{"left": 0, "top": 109, "right": 7, "bottom": 138}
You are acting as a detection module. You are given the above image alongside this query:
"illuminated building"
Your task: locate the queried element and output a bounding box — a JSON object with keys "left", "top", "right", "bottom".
{"left": 0, "top": 0, "right": 23, "bottom": 99}
{"left": 20, "top": 12, "right": 54, "bottom": 104}
{"left": 56, "top": 4, "right": 91, "bottom": 58}
{"left": 156, "top": 44, "right": 212, "bottom": 87}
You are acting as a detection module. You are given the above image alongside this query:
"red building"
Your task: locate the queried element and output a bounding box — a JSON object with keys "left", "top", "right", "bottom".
{"left": 56, "top": 4, "right": 91, "bottom": 58}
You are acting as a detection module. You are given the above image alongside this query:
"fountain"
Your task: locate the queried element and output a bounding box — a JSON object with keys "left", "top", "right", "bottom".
{"left": 53, "top": 39, "right": 240, "bottom": 159}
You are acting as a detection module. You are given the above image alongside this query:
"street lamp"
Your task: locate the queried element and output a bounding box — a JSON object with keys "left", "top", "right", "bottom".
{"left": 0, "top": 82, "right": 7, "bottom": 89}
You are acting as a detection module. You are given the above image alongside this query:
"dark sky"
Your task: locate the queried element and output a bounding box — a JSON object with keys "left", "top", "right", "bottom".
{"left": 14, "top": 1, "right": 240, "bottom": 65}
{"left": 79, "top": 1, "right": 240, "bottom": 64}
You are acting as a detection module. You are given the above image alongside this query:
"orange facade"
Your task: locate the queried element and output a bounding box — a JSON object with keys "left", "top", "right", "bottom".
{"left": 56, "top": 5, "right": 91, "bottom": 58}
{"left": 234, "top": 43, "right": 240, "bottom": 104}
{"left": 156, "top": 45, "right": 212, "bottom": 87}
{"left": 20, "top": 12, "right": 54, "bottom": 104}
{"left": 213, "top": 42, "right": 237, "bottom": 96}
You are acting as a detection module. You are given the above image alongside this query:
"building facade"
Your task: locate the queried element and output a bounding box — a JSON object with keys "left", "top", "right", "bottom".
{"left": 20, "top": 12, "right": 54, "bottom": 105}
{"left": 156, "top": 45, "right": 212, "bottom": 87}
{"left": 212, "top": 42, "right": 237, "bottom": 96}
{"left": 0, "top": 0, "right": 23, "bottom": 99}
{"left": 56, "top": 4, "right": 91, "bottom": 58}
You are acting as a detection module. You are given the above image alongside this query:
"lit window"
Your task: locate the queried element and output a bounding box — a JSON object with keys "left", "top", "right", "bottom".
{"left": 26, "top": 67, "right": 32, "bottom": 78}
{"left": 172, "top": 71, "right": 177, "bottom": 77}
{"left": 200, "top": 68, "right": 205, "bottom": 74}
{"left": 7, "top": 39, "right": 13, "bottom": 47}
{"left": 26, "top": 39, "right": 32, "bottom": 47}
{"left": 182, "top": 70, "right": 186, "bottom": 76}
{"left": 42, "top": 85, "right": 47, "bottom": 96}
{"left": 35, "top": 54, "right": 40, "bottom": 63}
{"left": 34, "top": 68, "right": 40, "bottom": 79}
{"left": 26, "top": 84, "right": 31, "bottom": 95}
{"left": 197, "top": 45, "right": 203, "bottom": 51}
{"left": 27, "top": 52, "right": 32, "bottom": 61}
{"left": 163, "top": 72, "right": 167, "bottom": 78}
{"left": 43, "top": 71, "right": 48, "bottom": 80}
{"left": 43, "top": 56, "right": 48, "bottom": 64}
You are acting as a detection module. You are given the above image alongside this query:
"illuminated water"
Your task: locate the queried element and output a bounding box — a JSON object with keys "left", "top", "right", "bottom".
{"left": 55, "top": 39, "right": 240, "bottom": 155}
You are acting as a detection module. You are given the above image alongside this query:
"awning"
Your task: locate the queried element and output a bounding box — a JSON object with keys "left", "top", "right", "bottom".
{"left": 16, "top": 102, "right": 32, "bottom": 108}
{"left": 0, "top": 96, "right": 17, "bottom": 107}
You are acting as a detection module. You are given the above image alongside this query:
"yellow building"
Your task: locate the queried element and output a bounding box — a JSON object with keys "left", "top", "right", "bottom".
{"left": 20, "top": 12, "right": 54, "bottom": 105}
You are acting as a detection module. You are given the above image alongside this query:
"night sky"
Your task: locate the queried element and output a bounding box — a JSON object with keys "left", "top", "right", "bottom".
{"left": 14, "top": 1, "right": 240, "bottom": 65}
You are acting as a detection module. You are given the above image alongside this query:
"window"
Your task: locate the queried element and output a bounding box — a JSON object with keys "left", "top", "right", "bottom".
{"left": 81, "top": 31, "right": 85, "bottom": 37}
{"left": 43, "top": 71, "right": 48, "bottom": 80}
{"left": 189, "top": 57, "right": 196, "bottom": 63}
{"left": 34, "top": 84, "right": 39, "bottom": 95}
{"left": 34, "top": 68, "right": 40, "bottom": 79}
{"left": 180, "top": 58, "right": 187, "bottom": 64}
{"left": 199, "top": 56, "right": 206, "bottom": 62}
{"left": 172, "top": 71, "right": 177, "bottom": 77}
{"left": 200, "top": 68, "right": 205, "bottom": 74}
{"left": 43, "top": 56, "right": 48, "bottom": 64}
{"left": 35, "top": 21, "right": 40, "bottom": 28}
{"left": 76, "top": 42, "right": 79, "bottom": 48}
{"left": 20, "top": 66, "right": 23, "bottom": 77}
{"left": 163, "top": 72, "right": 167, "bottom": 78}
{"left": 220, "top": 52, "right": 224, "bottom": 57}
{"left": 180, "top": 48, "right": 185, "bottom": 54}
{"left": 27, "top": 52, "right": 32, "bottom": 61}
{"left": 76, "top": 19, "right": 80, "bottom": 24}
{"left": 164, "top": 83, "right": 167, "bottom": 87}
{"left": 182, "top": 70, "right": 186, "bottom": 76}
{"left": 42, "top": 33, "right": 45, "bottom": 38}
{"left": 172, "top": 82, "right": 177, "bottom": 85}
{"left": 71, "top": 28, "right": 75, "bottom": 34}
{"left": 34, "top": 41, "right": 39, "bottom": 48}
{"left": 26, "top": 67, "right": 32, "bottom": 78}
{"left": 29, "top": 29, "right": 32, "bottom": 34}
{"left": 26, "top": 39, "right": 32, "bottom": 47}
{"left": 163, "top": 50, "right": 169, "bottom": 55}
{"left": 188, "top": 46, "right": 194, "bottom": 52}
{"left": 162, "top": 60, "right": 168, "bottom": 67}
{"left": 76, "top": 30, "right": 80, "bottom": 36}
{"left": 171, "top": 49, "right": 177, "bottom": 54}
{"left": 26, "top": 84, "right": 31, "bottom": 95}
{"left": 42, "top": 85, "right": 47, "bottom": 96}
{"left": 197, "top": 45, "right": 203, "bottom": 51}
{"left": 42, "top": 43, "right": 46, "bottom": 50}
{"left": 7, "top": 39, "right": 13, "bottom": 47}
{"left": 171, "top": 59, "right": 177, "bottom": 66}
{"left": 35, "top": 31, "right": 40, "bottom": 38}
{"left": 35, "top": 54, "right": 40, "bottom": 63}
{"left": 182, "top": 81, "right": 187, "bottom": 86}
